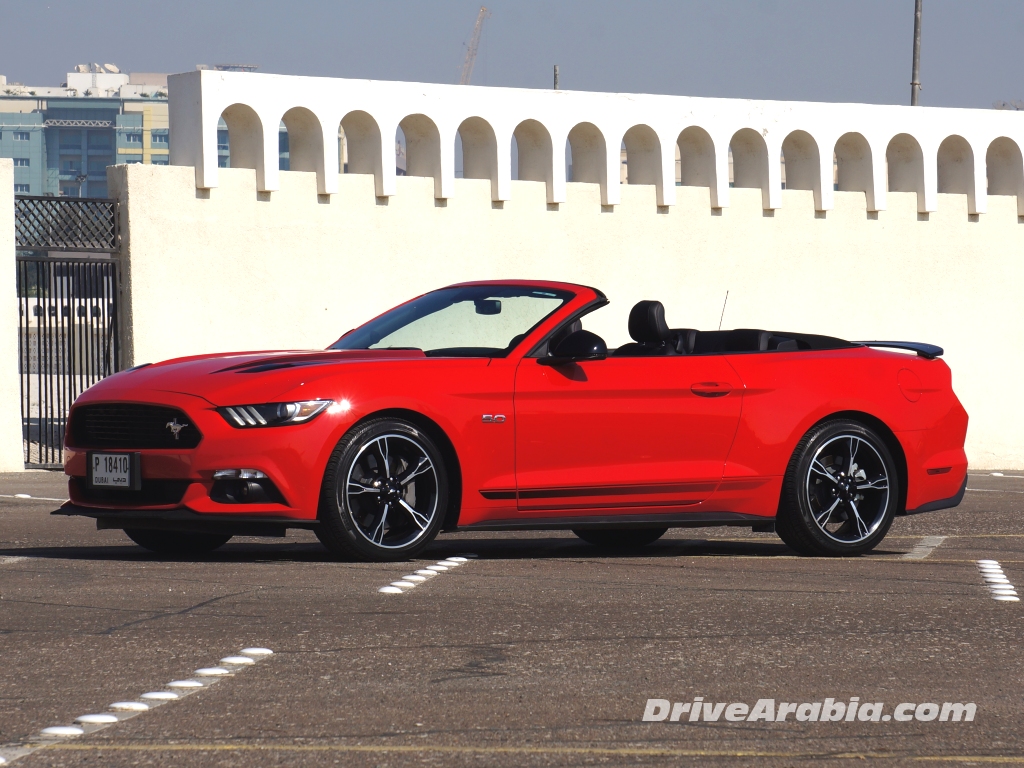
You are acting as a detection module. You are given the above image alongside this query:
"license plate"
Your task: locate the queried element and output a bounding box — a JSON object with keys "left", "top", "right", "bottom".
{"left": 88, "top": 452, "right": 141, "bottom": 490}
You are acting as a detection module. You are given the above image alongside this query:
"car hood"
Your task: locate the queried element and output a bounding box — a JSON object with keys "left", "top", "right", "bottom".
{"left": 80, "top": 349, "right": 428, "bottom": 407}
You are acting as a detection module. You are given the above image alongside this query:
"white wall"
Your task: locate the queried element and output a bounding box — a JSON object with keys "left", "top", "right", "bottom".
{"left": 110, "top": 163, "right": 1024, "bottom": 470}
{"left": 0, "top": 160, "right": 26, "bottom": 471}
{"left": 167, "top": 70, "right": 1024, "bottom": 217}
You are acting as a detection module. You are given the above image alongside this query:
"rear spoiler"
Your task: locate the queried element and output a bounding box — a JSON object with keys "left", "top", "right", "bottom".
{"left": 855, "top": 341, "right": 943, "bottom": 359}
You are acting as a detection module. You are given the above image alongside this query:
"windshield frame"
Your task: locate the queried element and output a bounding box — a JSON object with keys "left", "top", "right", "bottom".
{"left": 331, "top": 283, "right": 579, "bottom": 359}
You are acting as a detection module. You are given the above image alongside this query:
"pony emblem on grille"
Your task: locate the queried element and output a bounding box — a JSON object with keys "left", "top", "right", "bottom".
{"left": 165, "top": 419, "right": 189, "bottom": 440}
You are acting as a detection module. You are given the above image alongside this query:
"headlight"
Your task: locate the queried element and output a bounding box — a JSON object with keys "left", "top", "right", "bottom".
{"left": 218, "top": 400, "right": 332, "bottom": 428}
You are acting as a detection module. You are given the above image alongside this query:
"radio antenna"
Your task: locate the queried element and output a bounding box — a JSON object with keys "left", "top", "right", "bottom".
{"left": 718, "top": 291, "right": 729, "bottom": 330}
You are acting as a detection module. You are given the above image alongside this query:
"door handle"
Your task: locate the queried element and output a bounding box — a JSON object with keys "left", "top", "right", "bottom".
{"left": 691, "top": 382, "right": 733, "bottom": 398}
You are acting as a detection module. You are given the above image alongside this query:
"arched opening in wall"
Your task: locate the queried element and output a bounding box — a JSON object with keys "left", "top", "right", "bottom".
{"left": 513, "top": 119, "right": 552, "bottom": 184}
{"left": 936, "top": 135, "right": 974, "bottom": 195}
{"left": 278, "top": 122, "right": 289, "bottom": 170}
{"left": 280, "top": 107, "right": 323, "bottom": 175}
{"left": 780, "top": 130, "right": 820, "bottom": 193}
{"left": 340, "top": 110, "right": 383, "bottom": 176}
{"left": 217, "top": 117, "right": 229, "bottom": 167}
{"left": 886, "top": 133, "right": 924, "bottom": 194}
{"left": 397, "top": 114, "right": 440, "bottom": 180}
{"left": 986, "top": 136, "right": 1024, "bottom": 197}
{"left": 730, "top": 128, "right": 768, "bottom": 191}
{"left": 219, "top": 103, "right": 263, "bottom": 172}
{"left": 566, "top": 122, "right": 606, "bottom": 184}
{"left": 834, "top": 132, "right": 872, "bottom": 195}
{"left": 676, "top": 126, "right": 715, "bottom": 188}
{"left": 456, "top": 117, "right": 497, "bottom": 183}
{"left": 622, "top": 124, "right": 660, "bottom": 185}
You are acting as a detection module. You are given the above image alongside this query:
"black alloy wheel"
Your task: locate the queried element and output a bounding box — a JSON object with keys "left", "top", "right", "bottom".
{"left": 776, "top": 419, "right": 898, "bottom": 556}
{"left": 124, "top": 529, "right": 232, "bottom": 555}
{"left": 573, "top": 528, "right": 668, "bottom": 547}
{"left": 317, "top": 418, "right": 448, "bottom": 561}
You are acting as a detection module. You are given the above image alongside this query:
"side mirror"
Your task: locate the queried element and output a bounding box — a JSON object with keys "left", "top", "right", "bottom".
{"left": 538, "top": 330, "right": 607, "bottom": 366}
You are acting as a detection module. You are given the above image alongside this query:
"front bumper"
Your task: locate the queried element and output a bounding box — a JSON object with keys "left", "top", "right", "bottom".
{"left": 64, "top": 391, "right": 352, "bottom": 520}
{"left": 53, "top": 503, "right": 320, "bottom": 536}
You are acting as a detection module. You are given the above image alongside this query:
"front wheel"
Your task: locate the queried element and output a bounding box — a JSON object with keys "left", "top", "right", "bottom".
{"left": 573, "top": 528, "right": 667, "bottom": 547}
{"left": 776, "top": 419, "right": 899, "bottom": 557}
{"left": 316, "top": 418, "right": 448, "bottom": 562}
{"left": 124, "top": 529, "right": 231, "bottom": 555}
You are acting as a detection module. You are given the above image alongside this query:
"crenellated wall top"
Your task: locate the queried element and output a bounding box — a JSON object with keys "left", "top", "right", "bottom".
{"left": 168, "top": 69, "right": 1024, "bottom": 214}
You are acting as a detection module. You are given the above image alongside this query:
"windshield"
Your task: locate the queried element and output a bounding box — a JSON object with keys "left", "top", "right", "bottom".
{"left": 332, "top": 285, "right": 574, "bottom": 357}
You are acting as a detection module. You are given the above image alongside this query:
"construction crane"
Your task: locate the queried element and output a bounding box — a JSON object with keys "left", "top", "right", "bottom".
{"left": 459, "top": 6, "right": 491, "bottom": 85}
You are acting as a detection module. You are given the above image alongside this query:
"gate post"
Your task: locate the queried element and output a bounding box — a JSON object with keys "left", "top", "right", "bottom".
{"left": 0, "top": 161, "right": 26, "bottom": 471}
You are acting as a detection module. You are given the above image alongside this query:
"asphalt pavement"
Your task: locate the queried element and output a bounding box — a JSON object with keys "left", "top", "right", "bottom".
{"left": 1, "top": 470, "right": 1022, "bottom": 766}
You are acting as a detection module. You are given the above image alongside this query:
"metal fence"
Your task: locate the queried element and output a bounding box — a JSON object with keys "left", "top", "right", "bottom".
{"left": 17, "top": 257, "right": 120, "bottom": 467}
{"left": 15, "top": 195, "right": 118, "bottom": 253}
{"left": 14, "top": 195, "right": 121, "bottom": 467}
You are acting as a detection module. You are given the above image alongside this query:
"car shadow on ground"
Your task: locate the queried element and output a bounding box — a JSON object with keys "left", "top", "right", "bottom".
{"left": 0, "top": 535, "right": 905, "bottom": 563}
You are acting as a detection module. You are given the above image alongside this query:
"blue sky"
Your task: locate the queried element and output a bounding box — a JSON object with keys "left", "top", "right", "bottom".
{"left": 2, "top": 1, "right": 1022, "bottom": 108}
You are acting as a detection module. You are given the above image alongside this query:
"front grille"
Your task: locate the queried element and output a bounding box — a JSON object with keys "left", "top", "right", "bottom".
{"left": 69, "top": 403, "right": 203, "bottom": 449}
{"left": 72, "top": 477, "right": 192, "bottom": 506}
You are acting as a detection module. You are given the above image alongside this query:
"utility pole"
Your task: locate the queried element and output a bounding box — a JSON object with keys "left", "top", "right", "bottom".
{"left": 910, "top": 0, "right": 923, "bottom": 105}
{"left": 553, "top": 65, "right": 560, "bottom": 90}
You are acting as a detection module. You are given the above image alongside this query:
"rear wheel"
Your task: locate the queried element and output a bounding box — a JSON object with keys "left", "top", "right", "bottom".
{"left": 316, "top": 418, "right": 448, "bottom": 562}
{"left": 573, "top": 528, "right": 667, "bottom": 548}
{"left": 124, "top": 529, "right": 231, "bottom": 555}
{"left": 776, "top": 419, "right": 898, "bottom": 557}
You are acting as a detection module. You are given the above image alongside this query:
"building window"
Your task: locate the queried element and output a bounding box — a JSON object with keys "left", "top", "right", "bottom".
{"left": 13, "top": 158, "right": 30, "bottom": 167}
{"left": 61, "top": 159, "right": 82, "bottom": 173}
{"left": 123, "top": 155, "right": 143, "bottom": 164}
{"left": 152, "top": 133, "right": 168, "bottom": 145}
{"left": 88, "top": 132, "right": 112, "bottom": 148}
{"left": 89, "top": 183, "right": 108, "bottom": 198}
{"left": 151, "top": 155, "right": 169, "bottom": 165}
{"left": 218, "top": 155, "right": 230, "bottom": 168}
{"left": 14, "top": 131, "right": 30, "bottom": 141}
{"left": 14, "top": 184, "right": 30, "bottom": 193}
{"left": 125, "top": 133, "right": 142, "bottom": 143}
{"left": 88, "top": 158, "right": 112, "bottom": 174}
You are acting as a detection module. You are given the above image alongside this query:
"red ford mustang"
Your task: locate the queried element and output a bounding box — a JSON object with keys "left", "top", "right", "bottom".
{"left": 56, "top": 281, "right": 968, "bottom": 561}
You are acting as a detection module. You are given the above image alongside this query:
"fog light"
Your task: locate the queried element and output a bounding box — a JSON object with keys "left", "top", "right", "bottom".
{"left": 211, "top": 471, "right": 283, "bottom": 505}
{"left": 213, "top": 469, "right": 267, "bottom": 480}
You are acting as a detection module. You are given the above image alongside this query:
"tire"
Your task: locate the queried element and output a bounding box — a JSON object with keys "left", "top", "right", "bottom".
{"left": 316, "top": 417, "right": 448, "bottom": 562}
{"left": 572, "top": 528, "right": 668, "bottom": 547}
{"left": 776, "top": 419, "right": 899, "bottom": 557}
{"left": 124, "top": 529, "right": 231, "bottom": 555}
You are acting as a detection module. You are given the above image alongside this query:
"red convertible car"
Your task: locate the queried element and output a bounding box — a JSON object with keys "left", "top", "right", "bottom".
{"left": 56, "top": 281, "right": 968, "bottom": 561}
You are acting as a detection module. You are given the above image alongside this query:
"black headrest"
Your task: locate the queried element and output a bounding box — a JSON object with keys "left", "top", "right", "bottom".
{"left": 628, "top": 301, "right": 671, "bottom": 343}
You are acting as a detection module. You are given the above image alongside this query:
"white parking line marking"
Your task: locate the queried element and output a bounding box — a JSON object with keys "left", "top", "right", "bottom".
{"left": 965, "top": 488, "right": 1024, "bottom": 494}
{"left": 902, "top": 535, "right": 946, "bottom": 560}
{"left": 74, "top": 715, "right": 117, "bottom": 725}
{"left": 977, "top": 561, "right": 1020, "bottom": 602}
{"left": 194, "top": 667, "right": 231, "bottom": 676}
{"left": 377, "top": 555, "right": 475, "bottom": 594}
{"left": 0, "top": 557, "right": 27, "bottom": 565}
{"left": 221, "top": 656, "right": 255, "bottom": 665}
{"left": 109, "top": 702, "right": 148, "bottom": 712}
{"left": 0, "top": 647, "right": 274, "bottom": 765}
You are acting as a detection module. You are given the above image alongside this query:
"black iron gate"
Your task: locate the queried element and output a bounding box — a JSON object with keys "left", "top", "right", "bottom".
{"left": 15, "top": 196, "right": 120, "bottom": 468}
